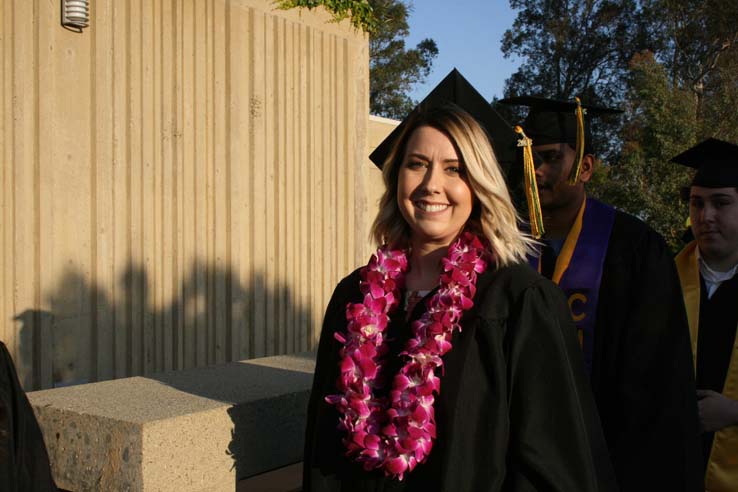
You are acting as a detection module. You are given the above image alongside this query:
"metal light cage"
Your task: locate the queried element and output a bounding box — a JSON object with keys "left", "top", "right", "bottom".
{"left": 61, "top": 0, "right": 90, "bottom": 32}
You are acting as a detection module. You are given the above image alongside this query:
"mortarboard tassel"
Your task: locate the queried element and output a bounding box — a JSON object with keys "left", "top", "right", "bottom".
{"left": 514, "top": 126, "right": 545, "bottom": 238}
{"left": 567, "top": 97, "right": 586, "bottom": 185}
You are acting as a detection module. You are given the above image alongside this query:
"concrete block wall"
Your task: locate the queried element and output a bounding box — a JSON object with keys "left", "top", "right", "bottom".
{"left": 365, "top": 114, "right": 400, "bottom": 230}
{"left": 1, "top": 0, "right": 370, "bottom": 390}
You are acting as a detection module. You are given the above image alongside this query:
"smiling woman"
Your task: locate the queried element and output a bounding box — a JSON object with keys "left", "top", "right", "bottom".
{"left": 396, "top": 126, "right": 474, "bottom": 258}
{"left": 302, "top": 72, "right": 618, "bottom": 492}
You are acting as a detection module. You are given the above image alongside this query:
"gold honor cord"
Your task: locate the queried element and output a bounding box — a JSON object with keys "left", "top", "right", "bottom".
{"left": 567, "top": 97, "right": 586, "bottom": 185}
{"left": 514, "top": 126, "right": 545, "bottom": 238}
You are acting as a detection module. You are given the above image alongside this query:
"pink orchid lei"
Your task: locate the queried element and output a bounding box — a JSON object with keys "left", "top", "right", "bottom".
{"left": 325, "top": 231, "right": 490, "bottom": 480}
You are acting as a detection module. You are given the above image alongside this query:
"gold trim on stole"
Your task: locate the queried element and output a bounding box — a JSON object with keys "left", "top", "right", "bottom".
{"left": 675, "top": 242, "right": 700, "bottom": 367}
{"left": 551, "top": 198, "right": 587, "bottom": 284}
{"left": 676, "top": 241, "right": 738, "bottom": 491}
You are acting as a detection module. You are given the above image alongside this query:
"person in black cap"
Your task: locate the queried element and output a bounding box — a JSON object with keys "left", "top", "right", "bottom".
{"left": 0, "top": 341, "right": 57, "bottom": 491}
{"left": 303, "top": 71, "right": 616, "bottom": 491}
{"left": 673, "top": 138, "right": 738, "bottom": 491}
{"left": 499, "top": 96, "right": 702, "bottom": 492}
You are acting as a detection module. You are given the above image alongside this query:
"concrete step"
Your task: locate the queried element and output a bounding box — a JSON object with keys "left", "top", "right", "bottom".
{"left": 29, "top": 352, "right": 315, "bottom": 492}
{"left": 237, "top": 462, "right": 302, "bottom": 492}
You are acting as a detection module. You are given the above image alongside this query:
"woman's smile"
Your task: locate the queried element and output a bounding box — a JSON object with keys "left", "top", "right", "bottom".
{"left": 413, "top": 200, "right": 450, "bottom": 213}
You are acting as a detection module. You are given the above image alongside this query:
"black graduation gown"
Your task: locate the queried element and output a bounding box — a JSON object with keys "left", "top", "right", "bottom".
{"left": 695, "top": 273, "right": 738, "bottom": 472}
{"left": 303, "top": 263, "right": 617, "bottom": 492}
{"left": 585, "top": 211, "right": 702, "bottom": 492}
{"left": 0, "top": 342, "right": 57, "bottom": 492}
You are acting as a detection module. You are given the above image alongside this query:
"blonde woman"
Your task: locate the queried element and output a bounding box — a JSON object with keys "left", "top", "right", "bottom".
{"left": 303, "top": 102, "right": 615, "bottom": 492}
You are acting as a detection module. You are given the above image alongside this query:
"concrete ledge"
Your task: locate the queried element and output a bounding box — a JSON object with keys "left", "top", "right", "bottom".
{"left": 237, "top": 462, "right": 302, "bottom": 492}
{"left": 28, "top": 352, "right": 315, "bottom": 492}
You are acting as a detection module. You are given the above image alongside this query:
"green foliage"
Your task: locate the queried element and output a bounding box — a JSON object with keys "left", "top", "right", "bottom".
{"left": 277, "top": 0, "right": 438, "bottom": 120}
{"left": 368, "top": 0, "right": 438, "bottom": 119}
{"left": 504, "top": 0, "right": 738, "bottom": 252}
{"left": 274, "top": 0, "right": 376, "bottom": 32}
{"left": 502, "top": 0, "right": 654, "bottom": 104}
{"left": 501, "top": 0, "right": 659, "bottom": 165}
{"left": 656, "top": 0, "right": 738, "bottom": 94}
{"left": 701, "top": 48, "right": 738, "bottom": 143}
{"left": 592, "top": 1, "right": 738, "bottom": 251}
{"left": 588, "top": 52, "right": 695, "bottom": 251}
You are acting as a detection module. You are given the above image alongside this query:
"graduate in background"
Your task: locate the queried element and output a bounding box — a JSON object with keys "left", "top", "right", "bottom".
{"left": 672, "top": 138, "right": 738, "bottom": 492}
{"left": 303, "top": 71, "right": 616, "bottom": 492}
{"left": 499, "top": 96, "right": 702, "bottom": 492}
{"left": 0, "top": 341, "right": 57, "bottom": 491}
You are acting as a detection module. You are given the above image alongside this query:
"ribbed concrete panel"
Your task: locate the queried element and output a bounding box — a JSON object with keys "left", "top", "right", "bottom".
{"left": 0, "top": 0, "right": 369, "bottom": 390}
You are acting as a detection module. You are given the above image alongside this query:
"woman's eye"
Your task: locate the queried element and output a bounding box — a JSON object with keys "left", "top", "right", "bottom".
{"left": 446, "top": 166, "right": 462, "bottom": 174}
{"left": 406, "top": 161, "right": 425, "bottom": 169}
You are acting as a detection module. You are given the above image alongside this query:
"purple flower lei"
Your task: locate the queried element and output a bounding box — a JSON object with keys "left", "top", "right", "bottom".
{"left": 325, "top": 231, "right": 490, "bottom": 480}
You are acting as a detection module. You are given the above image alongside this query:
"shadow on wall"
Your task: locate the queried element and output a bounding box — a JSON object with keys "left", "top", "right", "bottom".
{"left": 12, "top": 261, "right": 315, "bottom": 391}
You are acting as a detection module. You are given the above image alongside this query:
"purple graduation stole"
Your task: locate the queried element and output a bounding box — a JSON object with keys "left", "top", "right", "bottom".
{"left": 529, "top": 197, "right": 616, "bottom": 377}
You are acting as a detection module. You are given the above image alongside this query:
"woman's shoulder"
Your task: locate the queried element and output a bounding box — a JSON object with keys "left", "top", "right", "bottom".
{"left": 324, "top": 266, "right": 364, "bottom": 311}
{"left": 472, "top": 261, "right": 564, "bottom": 320}
{"left": 336, "top": 266, "right": 363, "bottom": 291}
{"left": 331, "top": 266, "right": 363, "bottom": 295}
{"left": 477, "top": 261, "right": 550, "bottom": 296}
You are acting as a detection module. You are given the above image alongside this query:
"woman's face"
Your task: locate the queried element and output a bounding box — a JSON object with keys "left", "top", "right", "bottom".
{"left": 397, "top": 125, "right": 474, "bottom": 248}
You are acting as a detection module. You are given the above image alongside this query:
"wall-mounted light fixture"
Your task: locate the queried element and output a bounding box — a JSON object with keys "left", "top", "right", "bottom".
{"left": 61, "top": 0, "right": 90, "bottom": 32}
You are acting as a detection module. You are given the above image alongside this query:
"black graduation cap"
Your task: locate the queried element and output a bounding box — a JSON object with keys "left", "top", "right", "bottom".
{"left": 497, "top": 95, "right": 623, "bottom": 187}
{"left": 670, "top": 138, "right": 738, "bottom": 188}
{"left": 497, "top": 95, "right": 623, "bottom": 151}
{"left": 368, "top": 69, "right": 519, "bottom": 176}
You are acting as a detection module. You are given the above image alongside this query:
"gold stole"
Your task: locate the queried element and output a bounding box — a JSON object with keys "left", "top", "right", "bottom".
{"left": 676, "top": 241, "right": 738, "bottom": 491}
{"left": 551, "top": 198, "right": 587, "bottom": 284}
{"left": 535, "top": 199, "right": 587, "bottom": 345}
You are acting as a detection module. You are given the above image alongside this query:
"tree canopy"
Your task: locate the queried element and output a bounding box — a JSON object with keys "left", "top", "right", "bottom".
{"left": 367, "top": 0, "right": 438, "bottom": 119}
{"left": 275, "top": 0, "right": 377, "bottom": 32}
{"left": 502, "top": 0, "right": 738, "bottom": 250}
{"left": 501, "top": 0, "right": 655, "bottom": 105}
{"left": 277, "top": 0, "right": 438, "bottom": 120}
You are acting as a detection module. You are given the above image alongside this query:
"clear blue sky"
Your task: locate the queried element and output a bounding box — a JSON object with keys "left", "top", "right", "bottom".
{"left": 405, "top": 0, "right": 521, "bottom": 103}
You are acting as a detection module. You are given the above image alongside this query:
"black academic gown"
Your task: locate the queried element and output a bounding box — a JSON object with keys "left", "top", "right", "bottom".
{"left": 584, "top": 212, "right": 702, "bottom": 492}
{"left": 303, "top": 263, "right": 617, "bottom": 492}
{"left": 695, "top": 273, "right": 738, "bottom": 472}
{"left": 0, "top": 342, "right": 57, "bottom": 492}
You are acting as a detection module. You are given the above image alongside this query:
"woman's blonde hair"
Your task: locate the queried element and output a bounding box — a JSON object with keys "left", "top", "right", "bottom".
{"left": 371, "top": 103, "right": 535, "bottom": 267}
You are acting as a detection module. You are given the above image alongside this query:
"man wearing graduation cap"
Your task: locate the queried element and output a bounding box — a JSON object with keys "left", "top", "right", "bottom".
{"left": 500, "top": 96, "right": 702, "bottom": 492}
{"left": 673, "top": 138, "right": 738, "bottom": 491}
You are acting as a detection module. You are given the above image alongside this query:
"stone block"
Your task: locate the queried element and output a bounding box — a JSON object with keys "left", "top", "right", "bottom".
{"left": 28, "top": 352, "right": 316, "bottom": 492}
